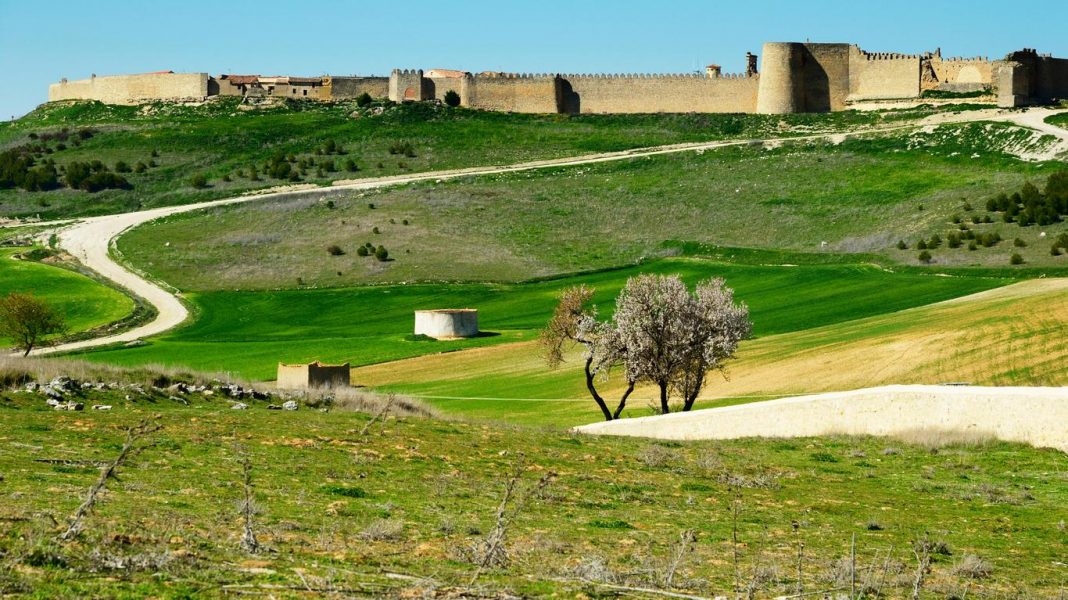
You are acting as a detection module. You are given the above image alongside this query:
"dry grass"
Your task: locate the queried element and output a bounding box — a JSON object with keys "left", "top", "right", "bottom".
{"left": 888, "top": 428, "right": 995, "bottom": 450}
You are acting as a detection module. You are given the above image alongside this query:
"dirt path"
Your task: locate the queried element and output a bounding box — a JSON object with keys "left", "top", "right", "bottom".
{"left": 28, "top": 107, "right": 1068, "bottom": 356}
{"left": 573, "top": 384, "right": 1068, "bottom": 451}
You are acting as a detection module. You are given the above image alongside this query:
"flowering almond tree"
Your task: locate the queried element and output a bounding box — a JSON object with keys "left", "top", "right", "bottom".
{"left": 541, "top": 275, "right": 751, "bottom": 420}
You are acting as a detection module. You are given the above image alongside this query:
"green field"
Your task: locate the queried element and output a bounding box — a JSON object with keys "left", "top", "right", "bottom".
{"left": 0, "top": 249, "right": 134, "bottom": 348}
{"left": 0, "top": 387, "right": 1064, "bottom": 597}
{"left": 116, "top": 125, "right": 1067, "bottom": 291}
{"left": 73, "top": 257, "right": 1009, "bottom": 385}
{"left": 0, "top": 99, "right": 962, "bottom": 220}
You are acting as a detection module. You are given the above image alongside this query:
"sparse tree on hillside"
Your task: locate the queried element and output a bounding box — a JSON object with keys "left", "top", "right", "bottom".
{"left": 541, "top": 285, "right": 635, "bottom": 421}
{"left": 614, "top": 275, "right": 751, "bottom": 414}
{"left": 542, "top": 276, "right": 751, "bottom": 419}
{"left": 0, "top": 293, "right": 66, "bottom": 356}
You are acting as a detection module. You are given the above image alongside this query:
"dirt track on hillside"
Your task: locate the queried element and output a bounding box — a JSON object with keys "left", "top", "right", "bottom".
{"left": 27, "top": 107, "right": 1068, "bottom": 355}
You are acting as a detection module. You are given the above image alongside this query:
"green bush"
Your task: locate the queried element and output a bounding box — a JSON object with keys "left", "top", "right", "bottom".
{"left": 1010, "top": 253, "right": 1024, "bottom": 265}
{"left": 916, "top": 240, "right": 928, "bottom": 250}
{"left": 896, "top": 240, "right": 908, "bottom": 250}
{"left": 191, "top": 173, "right": 208, "bottom": 189}
{"left": 918, "top": 250, "right": 932, "bottom": 264}
{"left": 326, "top": 244, "right": 344, "bottom": 256}
{"left": 968, "top": 241, "right": 978, "bottom": 251}
{"left": 134, "top": 161, "right": 147, "bottom": 173}
{"left": 947, "top": 233, "right": 961, "bottom": 249}
{"left": 372, "top": 226, "right": 380, "bottom": 234}
{"left": 443, "top": 90, "right": 461, "bottom": 107}
{"left": 344, "top": 158, "right": 358, "bottom": 172}
{"left": 356, "top": 246, "right": 369, "bottom": 257}
{"left": 114, "top": 160, "right": 131, "bottom": 173}
{"left": 1013, "top": 237, "right": 1026, "bottom": 247}
{"left": 374, "top": 246, "right": 389, "bottom": 261}
{"left": 356, "top": 92, "right": 373, "bottom": 107}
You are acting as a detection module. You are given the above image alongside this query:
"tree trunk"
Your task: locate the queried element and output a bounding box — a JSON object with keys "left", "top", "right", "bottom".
{"left": 584, "top": 356, "right": 614, "bottom": 421}
{"left": 612, "top": 381, "right": 636, "bottom": 419}
{"left": 22, "top": 343, "right": 32, "bottom": 357}
{"left": 659, "top": 381, "right": 670, "bottom": 414}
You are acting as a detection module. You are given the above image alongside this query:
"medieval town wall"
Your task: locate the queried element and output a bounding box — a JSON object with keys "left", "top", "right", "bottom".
{"left": 1035, "top": 57, "right": 1068, "bottom": 101}
{"left": 561, "top": 73, "right": 758, "bottom": 114}
{"left": 928, "top": 56, "right": 994, "bottom": 92}
{"left": 48, "top": 72, "right": 209, "bottom": 104}
{"left": 467, "top": 74, "right": 561, "bottom": 113}
{"left": 848, "top": 49, "right": 920, "bottom": 100}
{"left": 426, "top": 75, "right": 470, "bottom": 106}
{"left": 327, "top": 76, "right": 389, "bottom": 100}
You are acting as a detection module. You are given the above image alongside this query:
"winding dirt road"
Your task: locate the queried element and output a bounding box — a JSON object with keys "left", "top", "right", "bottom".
{"left": 27, "top": 107, "right": 1068, "bottom": 355}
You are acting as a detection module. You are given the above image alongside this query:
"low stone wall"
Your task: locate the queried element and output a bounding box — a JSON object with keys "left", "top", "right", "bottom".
{"left": 414, "top": 309, "right": 479, "bottom": 339}
{"left": 328, "top": 76, "right": 389, "bottom": 100}
{"left": 574, "top": 385, "right": 1068, "bottom": 452}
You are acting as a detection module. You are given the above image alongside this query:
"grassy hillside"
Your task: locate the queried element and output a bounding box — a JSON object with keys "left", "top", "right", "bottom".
{"left": 116, "top": 127, "right": 1066, "bottom": 291}
{"left": 355, "top": 276, "right": 1068, "bottom": 424}
{"left": 1, "top": 390, "right": 1065, "bottom": 597}
{"left": 0, "top": 249, "right": 135, "bottom": 348}
{"left": 69, "top": 257, "right": 1008, "bottom": 394}
{"left": 0, "top": 99, "right": 958, "bottom": 220}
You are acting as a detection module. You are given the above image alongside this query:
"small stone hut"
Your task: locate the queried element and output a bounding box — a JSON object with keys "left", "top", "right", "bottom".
{"left": 276, "top": 361, "right": 350, "bottom": 389}
{"left": 414, "top": 309, "right": 479, "bottom": 340}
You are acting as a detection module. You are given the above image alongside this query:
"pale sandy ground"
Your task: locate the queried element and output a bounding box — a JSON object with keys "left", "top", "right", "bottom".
{"left": 573, "top": 384, "right": 1068, "bottom": 451}
{"left": 13, "top": 107, "right": 1067, "bottom": 356}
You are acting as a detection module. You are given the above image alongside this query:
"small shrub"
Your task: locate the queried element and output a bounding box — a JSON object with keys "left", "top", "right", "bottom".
{"left": 114, "top": 160, "right": 131, "bottom": 173}
{"left": 896, "top": 240, "right": 908, "bottom": 250}
{"left": 368, "top": 203, "right": 375, "bottom": 209}
{"left": 150, "top": 149, "right": 159, "bottom": 158}
{"left": 133, "top": 161, "right": 147, "bottom": 173}
{"left": 589, "top": 519, "right": 634, "bottom": 530}
{"left": 1053, "top": 245, "right": 1063, "bottom": 256}
{"left": 402, "top": 219, "right": 409, "bottom": 225}
{"left": 443, "top": 90, "right": 461, "bottom": 107}
{"left": 865, "top": 521, "right": 884, "bottom": 531}
{"left": 356, "top": 246, "right": 369, "bottom": 257}
{"left": 326, "top": 200, "right": 335, "bottom": 210}
{"left": 356, "top": 92, "right": 373, "bottom": 107}
{"left": 1010, "top": 253, "right": 1024, "bottom": 265}
{"left": 190, "top": 174, "right": 208, "bottom": 189}
{"left": 326, "top": 244, "right": 345, "bottom": 256}
{"left": 810, "top": 451, "right": 839, "bottom": 463}
{"left": 968, "top": 241, "right": 978, "bottom": 251}
{"left": 947, "top": 233, "right": 961, "bottom": 249}
{"left": 322, "top": 485, "right": 366, "bottom": 498}
{"left": 951, "top": 214, "right": 961, "bottom": 224}
{"left": 344, "top": 158, "right": 358, "bottom": 172}
{"left": 374, "top": 246, "right": 389, "bottom": 261}
{"left": 928, "top": 234, "right": 942, "bottom": 248}
{"left": 372, "top": 226, "right": 380, "bottom": 234}
{"left": 918, "top": 250, "right": 933, "bottom": 264}
{"left": 962, "top": 201, "right": 973, "bottom": 211}
{"left": 1013, "top": 237, "right": 1027, "bottom": 247}
{"left": 221, "top": 173, "right": 231, "bottom": 182}
{"left": 916, "top": 240, "right": 928, "bottom": 250}
{"left": 359, "top": 518, "right": 404, "bottom": 541}
{"left": 951, "top": 554, "right": 993, "bottom": 579}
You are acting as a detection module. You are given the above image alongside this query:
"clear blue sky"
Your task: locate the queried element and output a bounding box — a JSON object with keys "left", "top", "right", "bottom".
{"left": 2, "top": 0, "right": 1066, "bottom": 119}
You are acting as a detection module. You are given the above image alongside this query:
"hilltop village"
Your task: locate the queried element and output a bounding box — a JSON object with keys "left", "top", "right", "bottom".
{"left": 49, "top": 42, "right": 1068, "bottom": 114}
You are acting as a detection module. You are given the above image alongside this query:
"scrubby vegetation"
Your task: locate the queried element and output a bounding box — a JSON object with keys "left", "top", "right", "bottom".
{"left": 0, "top": 98, "right": 989, "bottom": 219}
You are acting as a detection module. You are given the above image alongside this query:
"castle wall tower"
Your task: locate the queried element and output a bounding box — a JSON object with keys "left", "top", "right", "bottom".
{"left": 756, "top": 42, "right": 803, "bottom": 114}
{"left": 388, "top": 69, "right": 425, "bottom": 102}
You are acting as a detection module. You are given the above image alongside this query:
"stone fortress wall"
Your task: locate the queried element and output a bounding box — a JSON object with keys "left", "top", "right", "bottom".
{"left": 48, "top": 72, "right": 209, "bottom": 105}
{"left": 47, "top": 41, "right": 1068, "bottom": 114}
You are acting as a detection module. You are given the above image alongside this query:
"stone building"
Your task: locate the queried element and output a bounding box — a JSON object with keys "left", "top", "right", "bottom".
{"left": 414, "top": 309, "right": 479, "bottom": 340}
{"left": 276, "top": 361, "right": 351, "bottom": 389}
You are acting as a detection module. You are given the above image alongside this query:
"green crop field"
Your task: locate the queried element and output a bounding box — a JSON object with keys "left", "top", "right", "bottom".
{"left": 0, "top": 99, "right": 963, "bottom": 220}
{"left": 72, "top": 257, "right": 1009, "bottom": 393}
{"left": 0, "top": 386, "right": 1064, "bottom": 597}
{"left": 116, "top": 125, "right": 1067, "bottom": 291}
{"left": 0, "top": 249, "right": 134, "bottom": 348}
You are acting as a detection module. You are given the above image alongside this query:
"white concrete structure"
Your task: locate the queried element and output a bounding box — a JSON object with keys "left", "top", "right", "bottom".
{"left": 414, "top": 309, "right": 479, "bottom": 340}
{"left": 574, "top": 385, "right": 1068, "bottom": 452}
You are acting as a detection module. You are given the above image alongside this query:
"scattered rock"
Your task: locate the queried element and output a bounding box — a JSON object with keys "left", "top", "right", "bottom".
{"left": 53, "top": 402, "right": 84, "bottom": 411}
{"left": 282, "top": 400, "right": 299, "bottom": 411}
{"left": 92, "top": 405, "right": 112, "bottom": 411}
{"left": 251, "top": 390, "right": 269, "bottom": 400}
{"left": 267, "top": 404, "right": 282, "bottom": 411}
{"left": 124, "top": 339, "right": 147, "bottom": 347}
{"left": 231, "top": 402, "right": 248, "bottom": 410}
